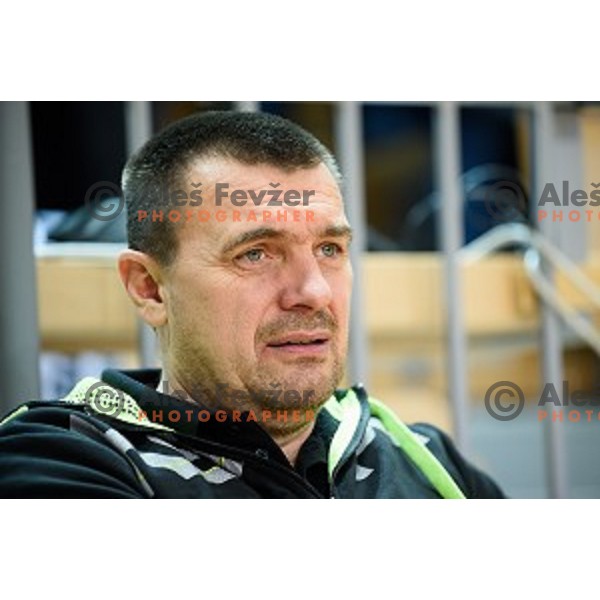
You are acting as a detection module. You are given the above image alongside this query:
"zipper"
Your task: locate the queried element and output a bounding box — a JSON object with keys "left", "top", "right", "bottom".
{"left": 120, "top": 423, "right": 327, "bottom": 498}
{"left": 175, "top": 431, "right": 326, "bottom": 498}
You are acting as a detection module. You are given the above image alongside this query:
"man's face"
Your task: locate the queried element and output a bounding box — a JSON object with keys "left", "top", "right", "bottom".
{"left": 159, "top": 157, "right": 353, "bottom": 418}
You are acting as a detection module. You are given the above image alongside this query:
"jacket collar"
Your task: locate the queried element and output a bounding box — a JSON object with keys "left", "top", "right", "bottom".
{"left": 62, "top": 368, "right": 371, "bottom": 476}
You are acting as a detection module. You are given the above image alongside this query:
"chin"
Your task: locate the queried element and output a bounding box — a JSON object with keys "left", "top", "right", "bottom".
{"left": 278, "top": 365, "right": 342, "bottom": 406}
{"left": 244, "top": 361, "right": 337, "bottom": 410}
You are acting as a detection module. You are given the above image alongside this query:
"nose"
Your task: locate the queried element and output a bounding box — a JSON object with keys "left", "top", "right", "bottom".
{"left": 279, "top": 254, "right": 333, "bottom": 312}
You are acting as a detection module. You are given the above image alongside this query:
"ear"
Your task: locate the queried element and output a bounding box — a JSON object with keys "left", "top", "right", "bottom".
{"left": 118, "top": 250, "right": 167, "bottom": 328}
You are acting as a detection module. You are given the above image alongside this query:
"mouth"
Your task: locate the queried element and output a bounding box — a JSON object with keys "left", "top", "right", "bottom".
{"left": 265, "top": 332, "right": 331, "bottom": 356}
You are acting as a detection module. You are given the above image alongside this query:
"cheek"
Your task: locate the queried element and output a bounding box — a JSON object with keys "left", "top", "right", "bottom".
{"left": 331, "top": 267, "right": 353, "bottom": 307}
{"left": 233, "top": 290, "right": 270, "bottom": 335}
{"left": 166, "top": 277, "right": 220, "bottom": 339}
{"left": 330, "top": 272, "right": 352, "bottom": 341}
{"left": 205, "top": 282, "right": 270, "bottom": 350}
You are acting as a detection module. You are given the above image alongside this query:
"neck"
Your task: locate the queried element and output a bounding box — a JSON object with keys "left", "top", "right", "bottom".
{"left": 273, "top": 421, "right": 315, "bottom": 467}
{"left": 157, "top": 372, "right": 314, "bottom": 467}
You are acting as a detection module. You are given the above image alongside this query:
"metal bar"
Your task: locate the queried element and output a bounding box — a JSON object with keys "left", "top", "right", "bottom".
{"left": 435, "top": 102, "right": 470, "bottom": 454}
{"left": 235, "top": 101, "right": 260, "bottom": 113}
{"left": 124, "top": 101, "right": 159, "bottom": 368}
{"left": 0, "top": 101, "right": 40, "bottom": 411}
{"left": 532, "top": 102, "right": 569, "bottom": 498}
{"left": 553, "top": 108, "right": 586, "bottom": 263}
{"left": 125, "top": 101, "right": 153, "bottom": 153}
{"left": 334, "top": 101, "right": 369, "bottom": 386}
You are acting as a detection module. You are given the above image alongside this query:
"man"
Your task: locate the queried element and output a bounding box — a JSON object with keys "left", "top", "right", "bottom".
{"left": 0, "top": 111, "right": 504, "bottom": 498}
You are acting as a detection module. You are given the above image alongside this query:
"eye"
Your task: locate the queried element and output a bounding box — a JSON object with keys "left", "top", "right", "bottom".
{"left": 319, "top": 243, "right": 341, "bottom": 258}
{"left": 239, "top": 248, "right": 266, "bottom": 263}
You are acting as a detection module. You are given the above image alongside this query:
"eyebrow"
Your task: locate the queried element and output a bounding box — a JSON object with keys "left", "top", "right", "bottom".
{"left": 222, "top": 224, "right": 353, "bottom": 255}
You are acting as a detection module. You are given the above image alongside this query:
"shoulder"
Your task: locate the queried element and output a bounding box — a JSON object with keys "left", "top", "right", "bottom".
{"left": 362, "top": 393, "right": 506, "bottom": 498}
{"left": 408, "top": 422, "right": 506, "bottom": 499}
{"left": 0, "top": 401, "right": 149, "bottom": 498}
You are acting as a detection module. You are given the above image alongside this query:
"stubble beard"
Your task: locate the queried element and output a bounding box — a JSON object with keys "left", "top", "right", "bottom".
{"left": 165, "top": 306, "right": 348, "bottom": 437}
{"left": 167, "top": 336, "right": 346, "bottom": 435}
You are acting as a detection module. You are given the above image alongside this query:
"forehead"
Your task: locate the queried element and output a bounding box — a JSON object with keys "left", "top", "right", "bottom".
{"left": 185, "top": 155, "right": 341, "bottom": 199}
{"left": 176, "top": 157, "right": 348, "bottom": 250}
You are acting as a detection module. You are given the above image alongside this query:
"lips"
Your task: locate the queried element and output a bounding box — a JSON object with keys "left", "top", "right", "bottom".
{"left": 264, "top": 331, "right": 332, "bottom": 357}
{"left": 266, "top": 331, "right": 331, "bottom": 347}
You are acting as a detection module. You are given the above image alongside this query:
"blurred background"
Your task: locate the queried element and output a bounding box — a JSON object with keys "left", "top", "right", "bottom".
{"left": 2, "top": 100, "right": 600, "bottom": 498}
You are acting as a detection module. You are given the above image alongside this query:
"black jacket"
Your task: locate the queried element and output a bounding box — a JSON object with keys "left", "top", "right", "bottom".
{"left": 0, "top": 369, "right": 505, "bottom": 498}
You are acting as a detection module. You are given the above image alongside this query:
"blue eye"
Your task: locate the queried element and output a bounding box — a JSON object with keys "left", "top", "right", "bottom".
{"left": 243, "top": 248, "right": 265, "bottom": 262}
{"left": 320, "top": 243, "right": 340, "bottom": 257}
